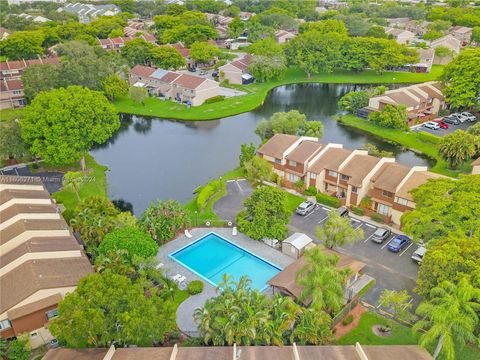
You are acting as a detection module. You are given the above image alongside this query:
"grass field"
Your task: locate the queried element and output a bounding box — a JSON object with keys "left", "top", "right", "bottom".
{"left": 338, "top": 115, "right": 471, "bottom": 177}
{"left": 0, "top": 108, "right": 24, "bottom": 122}
{"left": 114, "top": 66, "right": 443, "bottom": 121}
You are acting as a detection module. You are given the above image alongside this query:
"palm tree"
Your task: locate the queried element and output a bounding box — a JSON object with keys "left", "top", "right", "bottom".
{"left": 296, "top": 247, "right": 349, "bottom": 313}
{"left": 413, "top": 278, "right": 480, "bottom": 360}
{"left": 315, "top": 211, "right": 363, "bottom": 249}
{"left": 290, "top": 308, "right": 332, "bottom": 345}
{"left": 62, "top": 171, "right": 84, "bottom": 201}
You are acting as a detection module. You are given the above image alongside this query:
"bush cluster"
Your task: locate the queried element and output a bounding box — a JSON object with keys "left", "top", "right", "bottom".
{"left": 416, "top": 131, "right": 441, "bottom": 145}
{"left": 187, "top": 280, "right": 204, "bottom": 295}
{"left": 303, "top": 186, "right": 318, "bottom": 196}
{"left": 204, "top": 95, "right": 226, "bottom": 104}
{"left": 351, "top": 206, "right": 365, "bottom": 216}
{"left": 315, "top": 193, "right": 341, "bottom": 208}
{"left": 370, "top": 213, "right": 385, "bottom": 223}
{"left": 342, "top": 314, "right": 354, "bottom": 326}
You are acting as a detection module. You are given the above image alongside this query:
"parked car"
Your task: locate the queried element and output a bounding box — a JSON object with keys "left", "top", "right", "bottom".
{"left": 423, "top": 121, "right": 440, "bottom": 130}
{"left": 199, "top": 70, "right": 208, "bottom": 76}
{"left": 387, "top": 235, "right": 412, "bottom": 253}
{"left": 337, "top": 206, "right": 349, "bottom": 217}
{"left": 411, "top": 245, "right": 426, "bottom": 264}
{"left": 461, "top": 112, "right": 476, "bottom": 122}
{"left": 451, "top": 113, "right": 468, "bottom": 123}
{"left": 296, "top": 201, "right": 316, "bottom": 216}
{"left": 371, "top": 227, "right": 392, "bottom": 244}
{"left": 433, "top": 119, "right": 449, "bottom": 129}
{"left": 443, "top": 115, "right": 460, "bottom": 125}
{"left": 212, "top": 70, "right": 219, "bottom": 78}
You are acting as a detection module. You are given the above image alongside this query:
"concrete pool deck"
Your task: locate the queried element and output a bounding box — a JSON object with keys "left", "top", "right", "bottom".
{"left": 157, "top": 227, "right": 294, "bottom": 336}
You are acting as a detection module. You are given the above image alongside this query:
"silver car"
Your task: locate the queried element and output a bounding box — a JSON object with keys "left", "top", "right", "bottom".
{"left": 296, "top": 201, "right": 316, "bottom": 216}
{"left": 452, "top": 113, "right": 468, "bottom": 123}
{"left": 461, "top": 112, "right": 476, "bottom": 122}
{"left": 411, "top": 246, "right": 426, "bottom": 264}
{"left": 371, "top": 227, "right": 392, "bottom": 244}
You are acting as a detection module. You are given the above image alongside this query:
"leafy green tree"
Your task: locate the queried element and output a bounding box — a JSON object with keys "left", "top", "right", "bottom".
{"left": 244, "top": 156, "right": 275, "bottom": 185}
{"left": 255, "top": 110, "right": 323, "bottom": 140}
{"left": 413, "top": 278, "right": 480, "bottom": 360}
{"left": 315, "top": 211, "right": 363, "bottom": 249}
{"left": 401, "top": 175, "right": 480, "bottom": 244}
{"left": 438, "top": 130, "right": 478, "bottom": 169}
{"left": 237, "top": 186, "right": 289, "bottom": 240}
{"left": 0, "top": 30, "right": 44, "bottom": 59}
{"left": 290, "top": 309, "right": 332, "bottom": 345}
{"left": 141, "top": 199, "right": 190, "bottom": 244}
{"left": 428, "top": 19, "right": 452, "bottom": 32}
{"left": 441, "top": 49, "right": 480, "bottom": 110}
{"left": 49, "top": 271, "right": 175, "bottom": 348}
{"left": 150, "top": 46, "right": 186, "bottom": 69}
{"left": 121, "top": 38, "right": 156, "bottom": 66}
{"left": 115, "top": 0, "right": 136, "bottom": 13}
{"left": 21, "top": 86, "right": 119, "bottom": 170}
{"left": 98, "top": 227, "right": 158, "bottom": 264}
{"left": 62, "top": 171, "right": 85, "bottom": 201}
{"left": 189, "top": 41, "right": 219, "bottom": 64}
{"left": 362, "top": 143, "right": 394, "bottom": 158}
{"left": 467, "top": 122, "right": 480, "bottom": 136}
{"left": 227, "top": 16, "right": 245, "bottom": 38}
{"left": 379, "top": 289, "right": 415, "bottom": 322}
{"left": 415, "top": 233, "right": 480, "bottom": 297}
{"left": 296, "top": 246, "right": 348, "bottom": 313}
{"left": 368, "top": 104, "right": 408, "bottom": 130}
{"left": 129, "top": 86, "right": 148, "bottom": 105}
{"left": 108, "top": 28, "right": 125, "bottom": 38}
{"left": 0, "top": 120, "right": 31, "bottom": 162}
{"left": 161, "top": 24, "right": 217, "bottom": 47}
{"left": 338, "top": 91, "right": 369, "bottom": 114}
{"left": 299, "top": 19, "right": 348, "bottom": 35}
{"left": 239, "top": 142, "right": 256, "bottom": 167}
{"left": 22, "top": 64, "right": 59, "bottom": 102}
{"left": 472, "top": 26, "right": 480, "bottom": 44}
{"left": 434, "top": 46, "right": 454, "bottom": 63}
{"left": 101, "top": 74, "right": 129, "bottom": 101}
{"left": 423, "top": 30, "right": 444, "bottom": 41}
{"left": 4, "top": 338, "right": 31, "bottom": 360}
{"left": 365, "top": 26, "right": 387, "bottom": 38}
{"left": 338, "top": 14, "right": 370, "bottom": 37}
{"left": 248, "top": 37, "right": 283, "bottom": 57}
{"left": 248, "top": 55, "right": 286, "bottom": 82}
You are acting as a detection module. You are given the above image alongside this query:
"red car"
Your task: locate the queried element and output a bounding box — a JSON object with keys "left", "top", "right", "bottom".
{"left": 433, "top": 119, "right": 449, "bottom": 129}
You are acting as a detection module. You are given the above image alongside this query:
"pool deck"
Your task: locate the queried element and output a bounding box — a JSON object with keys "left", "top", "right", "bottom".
{"left": 157, "top": 227, "right": 294, "bottom": 336}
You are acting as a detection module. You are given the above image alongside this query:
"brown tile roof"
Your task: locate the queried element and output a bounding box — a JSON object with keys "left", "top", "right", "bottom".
{"left": 0, "top": 219, "right": 69, "bottom": 246}
{"left": 43, "top": 348, "right": 109, "bottom": 360}
{"left": 308, "top": 147, "right": 352, "bottom": 174}
{"left": 172, "top": 73, "right": 207, "bottom": 90}
{"left": 257, "top": 134, "right": 300, "bottom": 159}
{"left": 129, "top": 64, "right": 155, "bottom": 78}
{"left": 417, "top": 84, "right": 444, "bottom": 100}
{"left": 7, "top": 293, "right": 62, "bottom": 320}
{"left": 384, "top": 91, "right": 417, "bottom": 108}
{"left": 285, "top": 140, "right": 323, "bottom": 164}
{"left": 0, "top": 188, "right": 51, "bottom": 206}
{"left": 396, "top": 171, "right": 443, "bottom": 201}
{"left": 340, "top": 155, "right": 381, "bottom": 187}
{"left": 362, "top": 345, "right": 433, "bottom": 360}
{"left": 112, "top": 348, "right": 173, "bottom": 360}
{"left": 268, "top": 247, "right": 365, "bottom": 305}
{"left": 159, "top": 71, "right": 181, "bottom": 83}
{"left": 0, "top": 175, "right": 43, "bottom": 185}
{"left": 370, "top": 162, "right": 411, "bottom": 193}
{"left": 0, "top": 203, "right": 58, "bottom": 223}
{"left": 0, "top": 257, "right": 92, "bottom": 314}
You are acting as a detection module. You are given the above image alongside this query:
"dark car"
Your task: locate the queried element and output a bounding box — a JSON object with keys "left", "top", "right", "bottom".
{"left": 371, "top": 227, "right": 392, "bottom": 244}
{"left": 443, "top": 115, "right": 459, "bottom": 125}
{"left": 337, "top": 206, "right": 349, "bottom": 217}
{"left": 212, "top": 70, "right": 219, "bottom": 78}
{"left": 296, "top": 201, "right": 316, "bottom": 216}
{"left": 387, "top": 235, "right": 412, "bottom": 253}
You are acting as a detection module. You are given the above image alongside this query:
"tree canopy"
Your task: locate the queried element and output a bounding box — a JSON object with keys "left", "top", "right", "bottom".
{"left": 248, "top": 55, "right": 286, "bottom": 82}
{"left": 315, "top": 211, "right": 363, "bottom": 249}
{"left": 438, "top": 130, "right": 478, "bottom": 169}
{"left": 255, "top": 110, "right": 323, "bottom": 140}
{"left": 368, "top": 104, "right": 408, "bottom": 130}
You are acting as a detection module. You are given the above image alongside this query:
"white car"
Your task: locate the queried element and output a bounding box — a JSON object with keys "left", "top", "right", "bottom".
{"left": 424, "top": 121, "right": 440, "bottom": 130}
{"left": 452, "top": 113, "right": 468, "bottom": 123}
{"left": 461, "top": 112, "right": 476, "bottom": 122}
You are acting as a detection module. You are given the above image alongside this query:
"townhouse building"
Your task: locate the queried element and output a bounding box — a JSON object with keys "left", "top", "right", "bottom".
{"left": 218, "top": 55, "right": 253, "bottom": 85}
{"left": 0, "top": 57, "right": 60, "bottom": 81}
{"left": 448, "top": 26, "right": 472, "bottom": 44}
{"left": 0, "top": 79, "right": 25, "bottom": 110}
{"left": 275, "top": 30, "right": 296, "bottom": 44}
{"left": 0, "top": 176, "right": 92, "bottom": 348}
{"left": 385, "top": 28, "right": 415, "bottom": 45}
{"left": 258, "top": 134, "right": 447, "bottom": 225}
{"left": 405, "top": 20, "right": 430, "bottom": 36}
{"left": 97, "top": 34, "right": 156, "bottom": 51}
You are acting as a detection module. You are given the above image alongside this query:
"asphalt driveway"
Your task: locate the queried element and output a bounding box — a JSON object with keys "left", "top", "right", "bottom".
{"left": 414, "top": 119, "right": 476, "bottom": 137}
{"left": 213, "top": 179, "right": 252, "bottom": 221}
{"left": 0, "top": 164, "right": 63, "bottom": 194}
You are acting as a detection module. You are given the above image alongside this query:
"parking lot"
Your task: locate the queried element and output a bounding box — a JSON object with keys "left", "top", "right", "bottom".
{"left": 0, "top": 164, "right": 63, "bottom": 194}
{"left": 415, "top": 119, "right": 476, "bottom": 137}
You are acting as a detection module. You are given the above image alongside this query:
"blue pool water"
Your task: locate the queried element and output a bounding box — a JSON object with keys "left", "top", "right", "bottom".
{"left": 169, "top": 233, "right": 281, "bottom": 291}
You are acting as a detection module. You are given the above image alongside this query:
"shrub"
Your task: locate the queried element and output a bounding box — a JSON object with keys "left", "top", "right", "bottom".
{"left": 342, "top": 314, "right": 354, "bottom": 326}
{"left": 370, "top": 213, "right": 385, "bottom": 223}
{"left": 303, "top": 186, "right": 318, "bottom": 196}
{"left": 293, "top": 179, "right": 305, "bottom": 192}
{"left": 360, "top": 196, "right": 372, "bottom": 209}
{"left": 196, "top": 179, "right": 221, "bottom": 211}
{"left": 416, "top": 131, "right": 441, "bottom": 145}
{"left": 351, "top": 206, "right": 364, "bottom": 216}
{"left": 315, "top": 192, "right": 341, "bottom": 208}
{"left": 187, "top": 280, "right": 204, "bottom": 295}
{"left": 204, "top": 95, "right": 226, "bottom": 104}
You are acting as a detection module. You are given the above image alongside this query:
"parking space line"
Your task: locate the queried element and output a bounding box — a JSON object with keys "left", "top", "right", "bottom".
{"left": 381, "top": 235, "right": 396, "bottom": 250}
{"left": 318, "top": 216, "right": 329, "bottom": 224}
{"left": 399, "top": 242, "right": 414, "bottom": 256}
{"left": 322, "top": 207, "right": 331, "bottom": 212}
{"left": 304, "top": 209, "right": 318, "bottom": 218}
{"left": 364, "top": 223, "right": 376, "bottom": 229}
{"left": 235, "top": 181, "right": 242, "bottom": 191}
{"left": 364, "top": 233, "right": 375, "bottom": 243}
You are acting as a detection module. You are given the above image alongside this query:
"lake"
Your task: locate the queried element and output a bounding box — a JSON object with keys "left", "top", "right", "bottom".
{"left": 91, "top": 83, "right": 433, "bottom": 215}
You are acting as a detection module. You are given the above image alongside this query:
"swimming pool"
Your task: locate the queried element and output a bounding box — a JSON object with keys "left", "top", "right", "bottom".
{"left": 169, "top": 232, "right": 281, "bottom": 291}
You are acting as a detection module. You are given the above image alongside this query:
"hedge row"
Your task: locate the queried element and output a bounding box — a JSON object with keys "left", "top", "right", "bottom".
{"left": 416, "top": 131, "right": 441, "bottom": 145}
{"left": 196, "top": 179, "right": 222, "bottom": 211}
{"left": 315, "top": 193, "right": 341, "bottom": 208}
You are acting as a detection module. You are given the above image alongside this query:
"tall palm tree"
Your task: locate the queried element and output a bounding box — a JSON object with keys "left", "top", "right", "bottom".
{"left": 296, "top": 247, "right": 349, "bottom": 313}
{"left": 413, "top": 278, "right": 480, "bottom": 360}
{"left": 290, "top": 308, "right": 332, "bottom": 345}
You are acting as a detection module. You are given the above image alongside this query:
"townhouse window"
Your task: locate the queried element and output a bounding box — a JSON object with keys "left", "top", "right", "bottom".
{"left": 0, "top": 319, "right": 12, "bottom": 330}
{"left": 341, "top": 174, "right": 349, "bottom": 181}
{"left": 396, "top": 197, "right": 408, "bottom": 206}
{"left": 275, "top": 158, "right": 281, "bottom": 164}
{"left": 287, "top": 173, "right": 299, "bottom": 183}
{"left": 289, "top": 160, "right": 297, "bottom": 167}
{"left": 351, "top": 186, "right": 358, "bottom": 193}
{"left": 377, "top": 203, "right": 390, "bottom": 216}
{"left": 328, "top": 170, "right": 338, "bottom": 178}
{"left": 382, "top": 190, "right": 394, "bottom": 198}
{"left": 13, "top": 90, "right": 22, "bottom": 95}
{"left": 310, "top": 173, "right": 317, "bottom": 179}
{"left": 46, "top": 308, "right": 59, "bottom": 320}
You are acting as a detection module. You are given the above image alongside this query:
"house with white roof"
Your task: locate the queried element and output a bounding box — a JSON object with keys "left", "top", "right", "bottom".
{"left": 58, "top": 3, "right": 120, "bottom": 24}
{"left": 385, "top": 27, "right": 415, "bottom": 45}
{"left": 281, "top": 233, "right": 314, "bottom": 259}
{"left": 448, "top": 26, "right": 473, "bottom": 44}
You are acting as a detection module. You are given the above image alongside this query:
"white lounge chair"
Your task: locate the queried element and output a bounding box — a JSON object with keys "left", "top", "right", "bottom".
{"left": 185, "top": 229, "right": 193, "bottom": 238}
{"left": 177, "top": 275, "right": 186, "bottom": 283}
{"left": 232, "top": 226, "right": 238, "bottom": 236}
{"left": 172, "top": 274, "right": 181, "bottom": 282}
{"left": 155, "top": 262, "right": 164, "bottom": 269}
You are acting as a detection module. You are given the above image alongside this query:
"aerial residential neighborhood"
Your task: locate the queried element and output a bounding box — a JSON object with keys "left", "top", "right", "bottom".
{"left": 0, "top": 1, "right": 479, "bottom": 360}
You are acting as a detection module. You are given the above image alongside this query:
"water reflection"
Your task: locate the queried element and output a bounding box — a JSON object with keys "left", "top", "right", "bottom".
{"left": 91, "top": 83, "right": 434, "bottom": 215}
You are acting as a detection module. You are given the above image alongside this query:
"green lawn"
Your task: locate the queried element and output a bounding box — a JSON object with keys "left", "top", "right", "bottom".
{"left": 114, "top": 66, "right": 443, "bottom": 121}
{"left": 338, "top": 115, "right": 471, "bottom": 177}
{"left": 50, "top": 154, "right": 108, "bottom": 220}
{"left": 284, "top": 191, "right": 305, "bottom": 214}
{"left": 0, "top": 108, "right": 24, "bottom": 122}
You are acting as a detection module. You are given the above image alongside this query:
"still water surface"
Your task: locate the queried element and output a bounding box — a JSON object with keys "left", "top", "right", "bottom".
{"left": 92, "top": 83, "right": 433, "bottom": 215}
